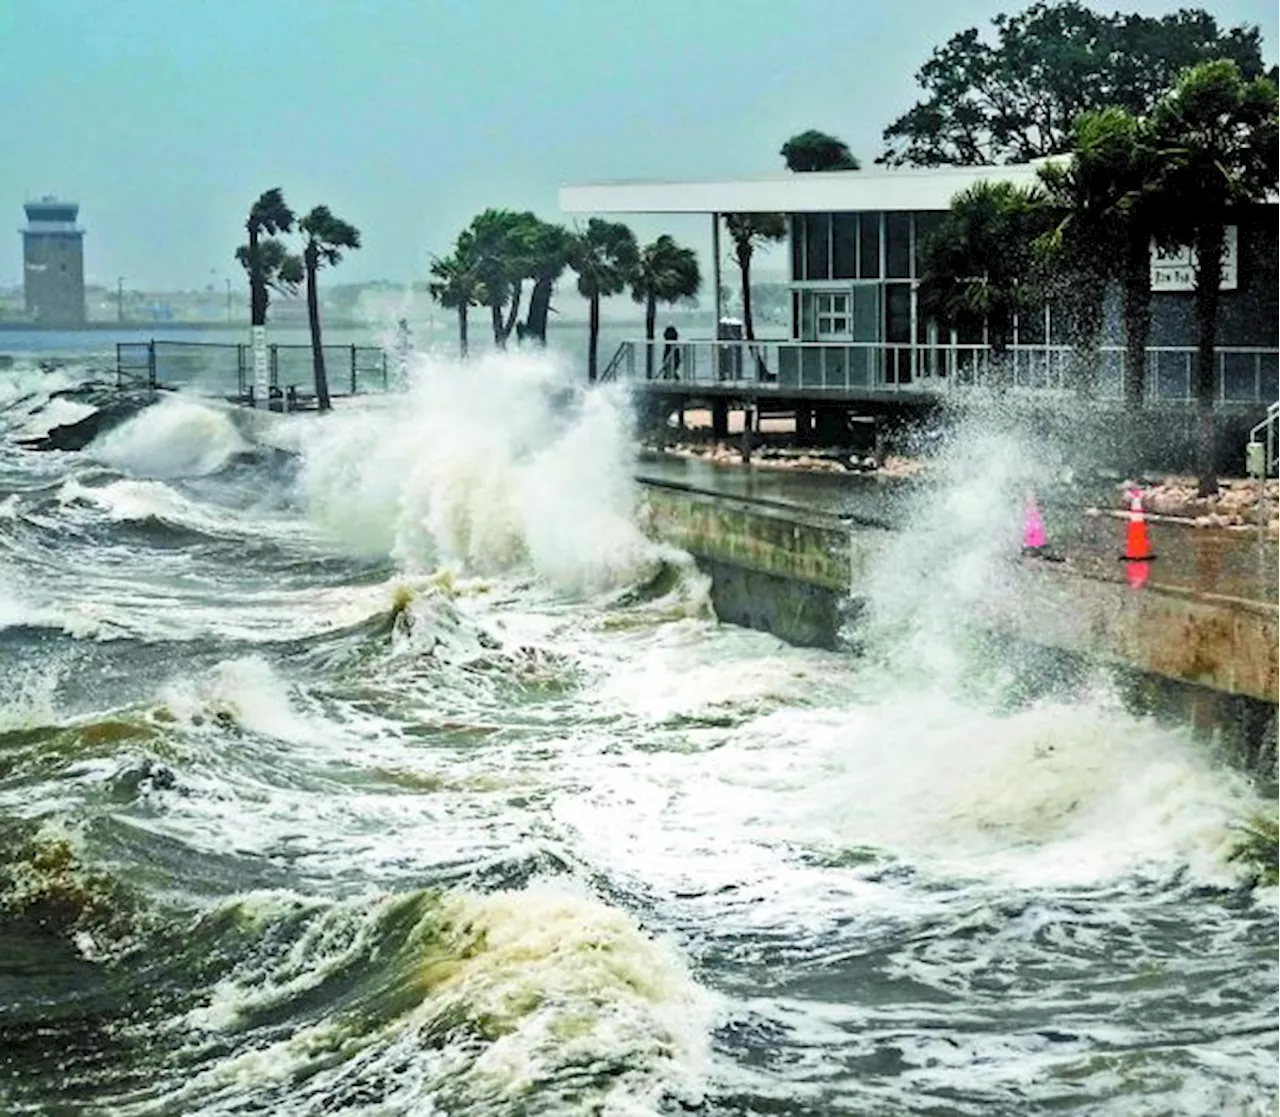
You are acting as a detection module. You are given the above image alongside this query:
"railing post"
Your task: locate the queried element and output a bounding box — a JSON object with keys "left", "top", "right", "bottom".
{"left": 350, "top": 344, "right": 358, "bottom": 394}
{"left": 148, "top": 340, "right": 156, "bottom": 389}
{"left": 270, "top": 344, "right": 279, "bottom": 393}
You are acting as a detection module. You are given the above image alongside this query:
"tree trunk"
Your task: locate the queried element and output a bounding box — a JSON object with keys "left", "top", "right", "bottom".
{"left": 1071, "top": 272, "right": 1105, "bottom": 401}
{"left": 500, "top": 280, "right": 523, "bottom": 346}
{"left": 740, "top": 252, "right": 755, "bottom": 341}
{"left": 1122, "top": 227, "right": 1151, "bottom": 409}
{"left": 490, "top": 302, "right": 504, "bottom": 348}
{"left": 1193, "top": 223, "right": 1225, "bottom": 497}
{"left": 306, "top": 254, "right": 331, "bottom": 412}
{"left": 587, "top": 294, "right": 600, "bottom": 383}
{"left": 458, "top": 305, "right": 469, "bottom": 358}
{"left": 524, "top": 277, "right": 553, "bottom": 345}
{"left": 989, "top": 306, "right": 1012, "bottom": 390}
{"left": 645, "top": 293, "right": 656, "bottom": 379}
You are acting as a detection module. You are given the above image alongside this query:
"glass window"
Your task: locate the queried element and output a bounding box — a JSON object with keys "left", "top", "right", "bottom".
{"left": 791, "top": 216, "right": 804, "bottom": 281}
{"left": 858, "top": 213, "right": 880, "bottom": 279}
{"left": 816, "top": 292, "right": 850, "bottom": 337}
{"left": 885, "top": 283, "right": 912, "bottom": 343}
{"left": 832, "top": 214, "right": 858, "bottom": 279}
{"left": 886, "top": 214, "right": 911, "bottom": 278}
{"left": 805, "top": 214, "right": 830, "bottom": 280}
{"left": 912, "top": 212, "right": 943, "bottom": 277}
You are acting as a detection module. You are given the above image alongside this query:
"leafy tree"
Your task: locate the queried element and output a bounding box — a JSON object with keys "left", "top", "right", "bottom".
{"left": 240, "top": 188, "right": 298, "bottom": 327}
{"left": 298, "top": 206, "right": 361, "bottom": 412}
{"left": 518, "top": 219, "right": 573, "bottom": 346}
{"left": 568, "top": 219, "right": 638, "bottom": 383}
{"left": 428, "top": 232, "right": 483, "bottom": 357}
{"left": 881, "top": 2, "right": 1268, "bottom": 166}
{"left": 234, "top": 237, "right": 303, "bottom": 325}
{"left": 630, "top": 235, "right": 701, "bottom": 378}
{"left": 781, "top": 130, "right": 861, "bottom": 171}
{"left": 918, "top": 180, "right": 1051, "bottom": 385}
{"left": 723, "top": 213, "right": 787, "bottom": 341}
{"left": 1149, "top": 60, "right": 1279, "bottom": 495}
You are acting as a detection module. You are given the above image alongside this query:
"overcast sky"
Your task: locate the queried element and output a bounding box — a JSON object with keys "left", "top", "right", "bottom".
{"left": 2, "top": 0, "right": 1276, "bottom": 290}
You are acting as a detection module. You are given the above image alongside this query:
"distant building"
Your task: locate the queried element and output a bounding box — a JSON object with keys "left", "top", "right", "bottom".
{"left": 21, "top": 197, "right": 86, "bottom": 325}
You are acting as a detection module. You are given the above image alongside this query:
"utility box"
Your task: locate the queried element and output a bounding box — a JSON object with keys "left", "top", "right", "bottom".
{"left": 717, "top": 317, "right": 743, "bottom": 380}
{"left": 1245, "top": 440, "right": 1266, "bottom": 478}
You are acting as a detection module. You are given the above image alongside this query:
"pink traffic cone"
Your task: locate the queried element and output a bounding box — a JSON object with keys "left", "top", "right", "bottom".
{"left": 1022, "top": 493, "right": 1048, "bottom": 553}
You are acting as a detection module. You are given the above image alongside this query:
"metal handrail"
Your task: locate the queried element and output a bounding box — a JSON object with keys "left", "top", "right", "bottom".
{"left": 606, "top": 338, "right": 1279, "bottom": 404}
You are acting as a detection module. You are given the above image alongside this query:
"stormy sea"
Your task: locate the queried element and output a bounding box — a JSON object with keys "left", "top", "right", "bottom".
{"left": 0, "top": 347, "right": 1275, "bottom": 1116}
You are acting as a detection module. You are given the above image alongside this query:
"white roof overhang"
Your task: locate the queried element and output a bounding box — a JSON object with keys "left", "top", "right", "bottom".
{"left": 560, "top": 163, "right": 1053, "bottom": 215}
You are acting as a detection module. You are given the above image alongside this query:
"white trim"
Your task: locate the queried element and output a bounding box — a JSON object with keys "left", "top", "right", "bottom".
{"left": 560, "top": 163, "right": 1053, "bottom": 215}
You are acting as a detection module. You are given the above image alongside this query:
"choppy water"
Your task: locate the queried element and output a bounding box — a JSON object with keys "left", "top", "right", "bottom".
{"left": 0, "top": 350, "right": 1275, "bottom": 1116}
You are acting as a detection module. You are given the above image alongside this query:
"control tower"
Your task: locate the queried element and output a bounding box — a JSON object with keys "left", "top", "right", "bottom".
{"left": 21, "top": 198, "right": 86, "bottom": 325}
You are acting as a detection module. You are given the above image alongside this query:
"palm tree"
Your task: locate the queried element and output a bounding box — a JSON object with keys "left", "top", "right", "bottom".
{"left": 723, "top": 213, "right": 787, "bottom": 341}
{"left": 781, "top": 130, "right": 861, "bottom": 171}
{"left": 428, "top": 232, "right": 483, "bottom": 357}
{"left": 1150, "top": 60, "right": 1278, "bottom": 495}
{"left": 243, "top": 188, "right": 296, "bottom": 327}
{"left": 1038, "top": 108, "right": 1161, "bottom": 407}
{"left": 467, "top": 209, "right": 535, "bottom": 349}
{"left": 630, "top": 235, "right": 701, "bottom": 378}
{"left": 568, "top": 219, "right": 639, "bottom": 383}
{"left": 234, "top": 237, "right": 304, "bottom": 321}
{"left": 298, "top": 206, "right": 361, "bottom": 412}
{"left": 918, "top": 180, "right": 1050, "bottom": 386}
{"left": 519, "top": 219, "right": 572, "bottom": 346}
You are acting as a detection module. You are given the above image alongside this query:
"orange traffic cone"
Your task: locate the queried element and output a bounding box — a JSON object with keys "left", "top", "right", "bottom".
{"left": 1120, "top": 488, "right": 1155, "bottom": 588}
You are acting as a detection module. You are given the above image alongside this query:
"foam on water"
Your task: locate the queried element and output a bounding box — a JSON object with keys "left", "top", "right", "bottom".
{"left": 299, "top": 349, "right": 671, "bottom": 594}
{"left": 172, "top": 882, "right": 715, "bottom": 1116}
{"left": 90, "top": 395, "right": 249, "bottom": 478}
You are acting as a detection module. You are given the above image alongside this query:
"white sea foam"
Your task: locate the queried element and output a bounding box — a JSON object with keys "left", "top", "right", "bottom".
{"left": 177, "top": 881, "right": 715, "bottom": 1115}
{"left": 90, "top": 396, "right": 248, "bottom": 478}
{"left": 298, "top": 349, "right": 668, "bottom": 595}
{"left": 0, "top": 587, "right": 49, "bottom": 632}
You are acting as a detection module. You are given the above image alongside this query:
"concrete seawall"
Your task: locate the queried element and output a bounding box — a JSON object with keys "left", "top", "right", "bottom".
{"left": 639, "top": 478, "right": 1278, "bottom": 771}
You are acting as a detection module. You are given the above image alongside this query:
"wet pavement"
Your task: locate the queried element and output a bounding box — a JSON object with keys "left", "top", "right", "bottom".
{"left": 635, "top": 452, "right": 1278, "bottom": 606}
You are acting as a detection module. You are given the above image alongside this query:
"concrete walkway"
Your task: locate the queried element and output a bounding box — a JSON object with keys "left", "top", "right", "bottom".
{"left": 636, "top": 452, "right": 1278, "bottom": 607}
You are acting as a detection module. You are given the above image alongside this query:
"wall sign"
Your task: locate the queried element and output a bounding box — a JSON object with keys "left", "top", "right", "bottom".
{"left": 1150, "top": 225, "right": 1238, "bottom": 291}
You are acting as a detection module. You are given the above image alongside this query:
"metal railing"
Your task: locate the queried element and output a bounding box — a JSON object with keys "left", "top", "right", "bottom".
{"left": 603, "top": 338, "right": 1280, "bottom": 405}
{"left": 114, "top": 339, "right": 389, "bottom": 404}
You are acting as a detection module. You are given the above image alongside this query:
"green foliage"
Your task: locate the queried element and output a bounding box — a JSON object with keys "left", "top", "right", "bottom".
{"left": 299, "top": 205, "right": 362, "bottom": 269}
{"left": 246, "top": 187, "right": 295, "bottom": 237}
{"left": 467, "top": 209, "right": 534, "bottom": 306}
{"left": 428, "top": 233, "right": 484, "bottom": 311}
{"left": 781, "top": 130, "right": 860, "bottom": 172}
{"left": 241, "top": 187, "right": 299, "bottom": 326}
{"left": 569, "top": 218, "right": 638, "bottom": 381}
{"left": 723, "top": 213, "right": 787, "bottom": 264}
{"left": 569, "top": 218, "right": 639, "bottom": 301}
{"left": 1149, "top": 60, "right": 1278, "bottom": 236}
{"left": 1147, "top": 60, "right": 1278, "bottom": 492}
{"left": 1226, "top": 811, "right": 1279, "bottom": 887}
{"left": 918, "top": 180, "right": 1051, "bottom": 356}
{"left": 631, "top": 235, "right": 701, "bottom": 311}
{"left": 234, "top": 237, "right": 303, "bottom": 297}
{"left": 881, "top": 2, "right": 1269, "bottom": 166}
